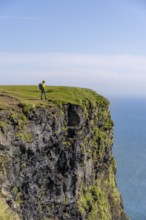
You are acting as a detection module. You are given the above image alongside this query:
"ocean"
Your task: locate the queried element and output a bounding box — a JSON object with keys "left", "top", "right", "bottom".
{"left": 109, "top": 98, "right": 146, "bottom": 220}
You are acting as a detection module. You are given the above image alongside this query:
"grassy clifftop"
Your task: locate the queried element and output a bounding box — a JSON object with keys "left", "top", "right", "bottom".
{"left": 0, "top": 85, "right": 109, "bottom": 108}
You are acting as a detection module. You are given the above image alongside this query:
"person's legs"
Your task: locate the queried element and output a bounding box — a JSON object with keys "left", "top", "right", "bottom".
{"left": 41, "top": 91, "right": 47, "bottom": 100}
{"left": 41, "top": 91, "right": 43, "bottom": 100}
{"left": 44, "top": 91, "right": 47, "bottom": 99}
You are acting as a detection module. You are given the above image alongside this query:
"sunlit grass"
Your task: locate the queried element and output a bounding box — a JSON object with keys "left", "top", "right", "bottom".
{"left": 0, "top": 85, "right": 108, "bottom": 108}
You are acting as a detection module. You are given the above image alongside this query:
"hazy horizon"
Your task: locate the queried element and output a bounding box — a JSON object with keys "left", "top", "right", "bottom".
{"left": 1, "top": 0, "right": 146, "bottom": 98}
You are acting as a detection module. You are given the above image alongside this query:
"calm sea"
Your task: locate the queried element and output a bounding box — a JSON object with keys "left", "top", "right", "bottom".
{"left": 109, "top": 98, "right": 146, "bottom": 220}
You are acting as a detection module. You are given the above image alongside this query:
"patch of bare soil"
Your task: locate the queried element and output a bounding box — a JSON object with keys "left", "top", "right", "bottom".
{"left": 0, "top": 94, "right": 19, "bottom": 106}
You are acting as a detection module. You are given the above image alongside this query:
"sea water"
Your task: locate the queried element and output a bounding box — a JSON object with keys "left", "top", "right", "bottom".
{"left": 109, "top": 98, "right": 146, "bottom": 220}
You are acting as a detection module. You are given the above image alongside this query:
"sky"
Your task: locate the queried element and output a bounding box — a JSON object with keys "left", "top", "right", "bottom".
{"left": 0, "top": 0, "right": 146, "bottom": 98}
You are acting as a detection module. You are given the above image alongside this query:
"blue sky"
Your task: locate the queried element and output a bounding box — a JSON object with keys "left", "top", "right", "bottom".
{"left": 1, "top": 0, "right": 146, "bottom": 97}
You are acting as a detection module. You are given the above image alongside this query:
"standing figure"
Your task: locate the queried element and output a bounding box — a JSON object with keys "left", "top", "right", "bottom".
{"left": 39, "top": 80, "right": 47, "bottom": 100}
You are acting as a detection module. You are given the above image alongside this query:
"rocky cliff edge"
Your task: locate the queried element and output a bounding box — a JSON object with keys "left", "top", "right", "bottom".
{"left": 0, "top": 86, "right": 129, "bottom": 220}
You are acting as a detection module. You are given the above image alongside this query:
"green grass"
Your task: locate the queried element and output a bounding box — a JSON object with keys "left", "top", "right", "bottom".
{"left": 0, "top": 85, "right": 108, "bottom": 108}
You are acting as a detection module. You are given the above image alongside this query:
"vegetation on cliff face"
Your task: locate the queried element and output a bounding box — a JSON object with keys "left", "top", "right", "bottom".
{"left": 0, "top": 86, "right": 128, "bottom": 220}
{"left": 0, "top": 199, "right": 20, "bottom": 220}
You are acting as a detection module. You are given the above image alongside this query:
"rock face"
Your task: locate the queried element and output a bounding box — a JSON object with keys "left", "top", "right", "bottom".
{"left": 0, "top": 93, "right": 128, "bottom": 220}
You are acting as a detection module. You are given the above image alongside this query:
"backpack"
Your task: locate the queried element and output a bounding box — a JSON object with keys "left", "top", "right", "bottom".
{"left": 38, "top": 83, "right": 43, "bottom": 91}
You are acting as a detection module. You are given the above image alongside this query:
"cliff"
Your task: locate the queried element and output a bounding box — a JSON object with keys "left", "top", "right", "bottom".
{"left": 0, "top": 86, "right": 128, "bottom": 220}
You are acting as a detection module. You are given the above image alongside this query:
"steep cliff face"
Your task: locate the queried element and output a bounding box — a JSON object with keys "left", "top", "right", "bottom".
{"left": 0, "top": 87, "right": 128, "bottom": 220}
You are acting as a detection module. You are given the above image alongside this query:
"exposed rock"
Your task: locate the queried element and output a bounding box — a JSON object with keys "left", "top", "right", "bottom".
{"left": 0, "top": 93, "right": 129, "bottom": 220}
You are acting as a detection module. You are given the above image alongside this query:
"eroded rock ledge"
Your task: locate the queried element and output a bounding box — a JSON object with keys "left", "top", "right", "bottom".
{"left": 0, "top": 93, "right": 128, "bottom": 220}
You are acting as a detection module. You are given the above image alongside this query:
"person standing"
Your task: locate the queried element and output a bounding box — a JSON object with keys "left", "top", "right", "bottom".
{"left": 40, "top": 80, "right": 47, "bottom": 100}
